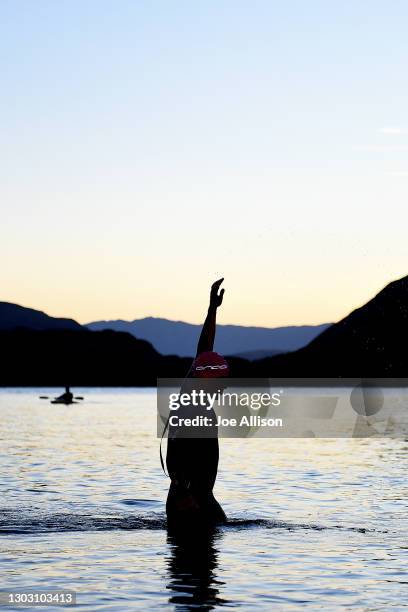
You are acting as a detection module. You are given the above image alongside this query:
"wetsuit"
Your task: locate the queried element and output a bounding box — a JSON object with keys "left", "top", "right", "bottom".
{"left": 166, "top": 380, "right": 227, "bottom": 526}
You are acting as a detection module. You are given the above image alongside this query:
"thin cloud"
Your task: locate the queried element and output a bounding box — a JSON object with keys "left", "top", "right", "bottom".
{"left": 353, "top": 144, "right": 408, "bottom": 152}
{"left": 379, "top": 127, "right": 407, "bottom": 135}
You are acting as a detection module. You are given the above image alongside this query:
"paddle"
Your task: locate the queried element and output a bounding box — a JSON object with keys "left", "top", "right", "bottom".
{"left": 39, "top": 396, "right": 84, "bottom": 400}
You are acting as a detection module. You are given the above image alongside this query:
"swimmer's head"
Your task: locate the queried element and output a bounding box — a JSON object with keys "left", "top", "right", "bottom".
{"left": 191, "top": 351, "right": 230, "bottom": 378}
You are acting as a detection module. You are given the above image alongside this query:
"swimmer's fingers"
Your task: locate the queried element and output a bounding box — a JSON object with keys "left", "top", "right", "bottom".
{"left": 210, "top": 278, "right": 225, "bottom": 308}
{"left": 218, "top": 288, "right": 225, "bottom": 306}
{"left": 211, "top": 277, "right": 224, "bottom": 291}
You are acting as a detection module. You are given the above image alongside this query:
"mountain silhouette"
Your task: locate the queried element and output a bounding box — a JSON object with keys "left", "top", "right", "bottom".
{"left": 86, "top": 317, "right": 330, "bottom": 357}
{"left": 1, "top": 274, "right": 406, "bottom": 384}
{"left": 232, "top": 349, "right": 284, "bottom": 360}
{"left": 0, "top": 328, "right": 160, "bottom": 386}
{"left": 0, "top": 327, "right": 248, "bottom": 386}
{"left": 0, "top": 302, "right": 82, "bottom": 331}
{"left": 254, "top": 274, "right": 408, "bottom": 377}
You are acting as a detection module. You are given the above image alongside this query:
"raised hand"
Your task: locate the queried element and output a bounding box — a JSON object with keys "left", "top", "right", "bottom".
{"left": 196, "top": 278, "right": 225, "bottom": 356}
{"left": 210, "top": 278, "right": 225, "bottom": 310}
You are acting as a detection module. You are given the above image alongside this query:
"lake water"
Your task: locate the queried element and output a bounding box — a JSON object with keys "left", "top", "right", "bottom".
{"left": 1, "top": 388, "right": 407, "bottom": 610}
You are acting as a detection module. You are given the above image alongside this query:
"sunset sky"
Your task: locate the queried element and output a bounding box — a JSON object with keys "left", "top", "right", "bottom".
{"left": 1, "top": 1, "right": 407, "bottom": 327}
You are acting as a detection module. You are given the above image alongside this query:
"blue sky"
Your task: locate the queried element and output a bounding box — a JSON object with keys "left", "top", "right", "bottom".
{"left": 1, "top": 1, "right": 407, "bottom": 325}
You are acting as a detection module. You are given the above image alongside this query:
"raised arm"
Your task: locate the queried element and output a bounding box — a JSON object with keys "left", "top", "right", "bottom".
{"left": 196, "top": 278, "right": 225, "bottom": 356}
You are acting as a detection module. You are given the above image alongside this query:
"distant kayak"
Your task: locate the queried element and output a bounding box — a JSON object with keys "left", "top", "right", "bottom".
{"left": 40, "top": 396, "right": 84, "bottom": 401}
{"left": 46, "top": 386, "right": 81, "bottom": 405}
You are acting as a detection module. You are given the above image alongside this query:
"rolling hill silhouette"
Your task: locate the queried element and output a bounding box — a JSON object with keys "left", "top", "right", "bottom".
{"left": 0, "top": 328, "right": 248, "bottom": 386}
{"left": 0, "top": 302, "right": 82, "bottom": 331}
{"left": 86, "top": 317, "right": 330, "bottom": 357}
{"left": 254, "top": 274, "right": 408, "bottom": 377}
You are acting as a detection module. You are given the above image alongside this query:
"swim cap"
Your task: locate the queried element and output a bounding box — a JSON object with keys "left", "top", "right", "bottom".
{"left": 191, "top": 351, "right": 230, "bottom": 378}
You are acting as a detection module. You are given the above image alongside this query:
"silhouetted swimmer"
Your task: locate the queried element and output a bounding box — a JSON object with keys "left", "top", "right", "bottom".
{"left": 165, "top": 279, "right": 229, "bottom": 528}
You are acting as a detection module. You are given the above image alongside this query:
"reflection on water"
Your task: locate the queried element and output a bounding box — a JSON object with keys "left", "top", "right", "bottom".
{"left": 1, "top": 389, "right": 408, "bottom": 610}
{"left": 166, "top": 528, "right": 227, "bottom": 609}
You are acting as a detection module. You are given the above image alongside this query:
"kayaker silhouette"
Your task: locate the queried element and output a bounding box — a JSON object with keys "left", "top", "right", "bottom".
{"left": 165, "top": 278, "right": 229, "bottom": 527}
{"left": 55, "top": 386, "right": 73, "bottom": 403}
